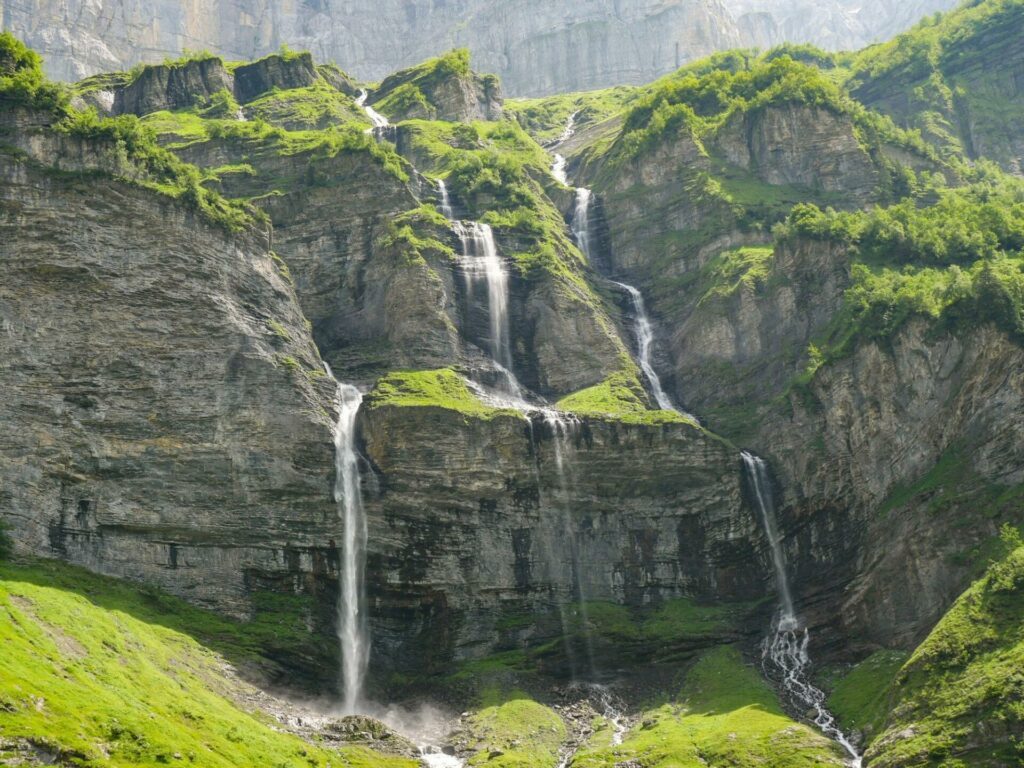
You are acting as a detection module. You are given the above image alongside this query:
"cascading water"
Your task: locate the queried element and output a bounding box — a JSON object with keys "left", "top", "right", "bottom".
{"left": 563, "top": 158, "right": 687, "bottom": 418}
{"left": 356, "top": 89, "right": 391, "bottom": 136}
{"left": 742, "top": 452, "right": 862, "bottom": 767}
{"left": 549, "top": 111, "right": 578, "bottom": 185}
{"left": 435, "top": 179, "right": 524, "bottom": 401}
{"left": 570, "top": 188, "right": 593, "bottom": 261}
{"left": 611, "top": 281, "right": 685, "bottom": 416}
{"left": 436, "top": 178, "right": 455, "bottom": 220}
{"left": 326, "top": 365, "right": 370, "bottom": 715}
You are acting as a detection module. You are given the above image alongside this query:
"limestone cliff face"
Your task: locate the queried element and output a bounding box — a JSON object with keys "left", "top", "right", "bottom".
{"left": 360, "top": 404, "right": 766, "bottom": 680}
{"left": 714, "top": 104, "right": 879, "bottom": 204}
{"left": 0, "top": 108, "right": 339, "bottom": 625}
{"left": 658, "top": 231, "right": 1024, "bottom": 654}
{"left": 4, "top": 0, "right": 956, "bottom": 96}
{"left": 669, "top": 236, "right": 851, "bottom": 410}
{"left": 764, "top": 322, "right": 1024, "bottom": 654}
{"left": 733, "top": 0, "right": 957, "bottom": 51}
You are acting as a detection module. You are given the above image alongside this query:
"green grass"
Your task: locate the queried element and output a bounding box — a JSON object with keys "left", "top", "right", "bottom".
{"left": 366, "top": 368, "right": 518, "bottom": 419}
{"left": 555, "top": 368, "right": 693, "bottom": 425}
{"left": 0, "top": 559, "right": 413, "bottom": 767}
{"left": 866, "top": 533, "right": 1024, "bottom": 767}
{"left": 572, "top": 646, "right": 844, "bottom": 768}
{"left": 244, "top": 80, "right": 366, "bottom": 130}
{"left": 463, "top": 697, "right": 567, "bottom": 767}
{"left": 505, "top": 86, "right": 638, "bottom": 145}
{"left": 697, "top": 246, "right": 776, "bottom": 306}
{"left": 825, "top": 650, "right": 910, "bottom": 738}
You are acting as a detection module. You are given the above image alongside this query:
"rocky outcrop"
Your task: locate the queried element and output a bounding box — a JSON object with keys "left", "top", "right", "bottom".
{"left": 670, "top": 236, "right": 852, "bottom": 411}
{"left": 761, "top": 321, "right": 1024, "bottom": 655}
{"left": 370, "top": 55, "right": 504, "bottom": 123}
{"left": 714, "top": 104, "right": 879, "bottom": 204}
{"left": 113, "top": 56, "right": 233, "bottom": 116}
{"left": 234, "top": 52, "right": 319, "bottom": 104}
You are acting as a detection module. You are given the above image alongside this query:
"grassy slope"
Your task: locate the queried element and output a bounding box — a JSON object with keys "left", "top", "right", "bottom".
{"left": 865, "top": 536, "right": 1024, "bottom": 767}
{"left": 571, "top": 646, "right": 844, "bottom": 768}
{"left": 0, "top": 559, "right": 413, "bottom": 768}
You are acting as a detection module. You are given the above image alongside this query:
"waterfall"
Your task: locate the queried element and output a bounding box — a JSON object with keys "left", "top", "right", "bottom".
{"left": 326, "top": 365, "right": 370, "bottom": 715}
{"left": 543, "top": 412, "right": 596, "bottom": 680}
{"left": 613, "top": 281, "right": 686, "bottom": 415}
{"left": 434, "top": 180, "right": 523, "bottom": 401}
{"left": 551, "top": 154, "right": 569, "bottom": 185}
{"left": 741, "top": 452, "right": 862, "bottom": 767}
{"left": 436, "top": 178, "right": 455, "bottom": 220}
{"left": 356, "top": 89, "right": 391, "bottom": 138}
{"left": 570, "top": 188, "right": 593, "bottom": 261}
{"left": 550, "top": 112, "right": 577, "bottom": 185}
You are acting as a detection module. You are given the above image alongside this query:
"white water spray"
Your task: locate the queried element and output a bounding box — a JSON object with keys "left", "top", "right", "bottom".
{"left": 326, "top": 365, "right": 370, "bottom": 715}
{"left": 742, "top": 452, "right": 862, "bottom": 767}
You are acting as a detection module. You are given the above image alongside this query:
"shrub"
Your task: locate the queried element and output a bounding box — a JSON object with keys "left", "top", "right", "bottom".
{"left": 0, "top": 32, "right": 68, "bottom": 111}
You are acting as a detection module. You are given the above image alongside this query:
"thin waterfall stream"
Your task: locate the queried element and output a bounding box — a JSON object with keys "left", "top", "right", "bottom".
{"left": 742, "top": 452, "right": 863, "bottom": 767}
{"left": 325, "top": 364, "right": 370, "bottom": 715}
{"left": 543, "top": 412, "right": 597, "bottom": 680}
{"left": 563, "top": 171, "right": 692, "bottom": 419}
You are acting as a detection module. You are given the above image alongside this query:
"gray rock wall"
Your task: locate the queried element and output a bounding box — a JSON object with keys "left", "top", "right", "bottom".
{"left": 4, "top": 0, "right": 958, "bottom": 96}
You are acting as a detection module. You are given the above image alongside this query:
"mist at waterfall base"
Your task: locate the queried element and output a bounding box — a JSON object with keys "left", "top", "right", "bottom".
{"left": 743, "top": 452, "right": 863, "bottom": 767}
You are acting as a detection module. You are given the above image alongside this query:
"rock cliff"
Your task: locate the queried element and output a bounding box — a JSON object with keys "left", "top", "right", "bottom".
{"left": 4, "top": 0, "right": 958, "bottom": 95}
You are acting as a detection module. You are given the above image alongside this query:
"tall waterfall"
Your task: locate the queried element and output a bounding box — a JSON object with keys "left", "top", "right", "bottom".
{"left": 326, "top": 366, "right": 370, "bottom": 715}
{"left": 543, "top": 412, "right": 596, "bottom": 679}
{"left": 741, "top": 452, "right": 862, "bottom": 767}
{"left": 436, "top": 180, "right": 523, "bottom": 400}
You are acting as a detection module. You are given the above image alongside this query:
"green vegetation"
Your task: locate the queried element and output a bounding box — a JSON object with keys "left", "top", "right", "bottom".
{"left": 556, "top": 368, "right": 692, "bottom": 425}
{"left": 775, "top": 176, "right": 1024, "bottom": 362}
{"left": 57, "top": 110, "right": 259, "bottom": 231}
{"left": 583, "top": 598, "right": 740, "bottom": 646}
{"left": 382, "top": 205, "right": 457, "bottom": 266}
{"left": 607, "top": 52, "right": 935, "bottom": 172}
{"left": 867, "top": 530, "right": 1024, "bottom": 766}
{"left": 463, "top": 697, "right": 566, "bottom": 767}
{"left": 367, "top": 368, "right": 518, "bottom": 419}
{"left": 373, "top": 49, "right": 477, "bottom": 121}
{"left": 0, "top": 32, "right": 68, "bottom": 111}
{"left": 825, "top": 650, "right": 910, "bottom": 738}
{"left": 697, "top": 246, "right": 775, "bottom": 305}
{"left": 0, "top": 559, "right": 412, "bottom": 767}
{"left": 0, "top": 35, "right": 262, "bottom": 232}
{"left": 245, "top": 80, "right": 365, "bottom": 129}
{"left": 126, "top": 49, "right": 219, "bottom": 84}
{"left": 506, "top": 86, "right": 638, "bottom": 145}
{"left": 572, "top": 646, "right": 843, "bottom": 767}
{"left": 845, "top": 0, "right": 1024, "bottom": 165}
